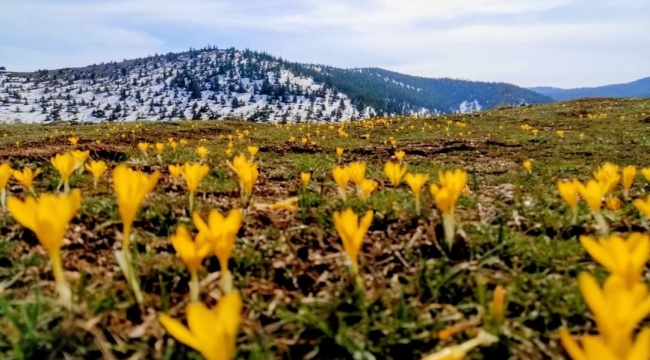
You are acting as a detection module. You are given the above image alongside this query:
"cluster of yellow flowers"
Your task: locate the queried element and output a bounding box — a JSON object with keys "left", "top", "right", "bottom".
{"left": 557, "top": 163, "right": 649, "bottom": 236}
{"left": 553, "top": 162, "right": 650, "bottom": 358}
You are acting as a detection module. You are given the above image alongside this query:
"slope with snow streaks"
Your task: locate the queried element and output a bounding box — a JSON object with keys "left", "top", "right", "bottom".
{"left": 0, "top": 49, "right": 370, "bottom": 123}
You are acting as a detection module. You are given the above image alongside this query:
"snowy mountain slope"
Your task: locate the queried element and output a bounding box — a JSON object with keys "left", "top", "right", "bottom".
{"left": 0, "top": 47, "right": 551, "bottom": 123}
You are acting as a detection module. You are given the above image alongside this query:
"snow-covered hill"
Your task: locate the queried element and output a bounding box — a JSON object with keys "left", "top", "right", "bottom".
{"left": 0, "top": 47, "right": 551, "bottom": 123}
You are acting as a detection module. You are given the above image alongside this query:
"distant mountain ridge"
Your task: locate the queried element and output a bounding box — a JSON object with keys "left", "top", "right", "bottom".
{"left": 530, "top": 77, "right": 650, "bottom": 101}
{"left": 0, "top": 46, "right": 551, "bottom": 123}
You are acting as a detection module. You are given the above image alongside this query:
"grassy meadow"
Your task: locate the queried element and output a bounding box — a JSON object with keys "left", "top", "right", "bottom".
{"left": 1, "top": 97, "right": 650, "bottom": 359}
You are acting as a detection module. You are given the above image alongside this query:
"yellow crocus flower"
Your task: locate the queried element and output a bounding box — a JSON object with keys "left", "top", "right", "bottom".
{"left": 196, "top": 146, "right": 209, "bottom": 161}
{"left": 182, "top": 162, "right": 210, "bottom": 212}
{"left": 155, "top": 142, "right": 165, "bottom": 155}
{"left": 180, "top": 139, "right": 188, "bottom": 146}
{"left": 51, "top": 152, "right": 76, "bottom": 194}
{"left": 227, "top": 154, "right": 258, "bottom": 207}
{"left": 580, "top": 234, "right": 649, "bottom": 289}
{"left": 300, "top": 172, "right": 311, "bottom": 189}
{"left": 633, "top": 195, "right": 650, "bottom": 218}
{"left": 336, "top": 147, "right": 344, "bottom": 163}
{"left": 0, "top": 163, "right": 13, "bottom": 210}
{"left": 13, "top": 167, "right": 40, "bottom": 195}
{"left": 395, "top": 150, "right": 405, "bottom": 163}
{"left": 159, "top": 292, "right": 242, "bottom": 360}
{"left": 170, "top": 141, "right": 179, "bottom": 151}
{"left": 606, "top": 197, "right": 622, "bottom": 211}
{"left": 560, "top": 327, "right": 650, "bottom": 360}
{"left": 384, "top": 161, "right": 408, "bottom": 187}
{"left": 138, "top": 142, "right": 150, "bottom": 154}
{"left": 523, "top": 160, "right": 532, "bottom": 173}
{"left": 348, "top": 162, "right": 366, "bottom": 186}
{"left": 332, "top": 166, "right": 351, "bottom": 200}
{"left": 558, "top": 180, "right": 580, "bottom": 211}
{"left": 113, "top": 165, "right": 160, "bottom": 249}
{"left": 622, "top": 165, "right": 636, "bottom": 197}
{"left": 577, "top": 180, "right": 607, "bottom": 213}
{"left": 170, "top": 225, "right": 211, "bottom": 301}
{"left": 68, "top": 136, "right": 79, "bottom": 146}
{"left": 247, "top": 146, "right": 259, "bottom": 158}
{"left": 193, "top": 208, "right": 243, "bottom": 294}
{"left": 359, "top": 179, "right": 378, "bottom": 200}
{"left": 561, "top": 273, "right": 650, "bottom": 359}
{"left": 594, "top": 162, "right": 620, "bottom": 194}
{"left": 113, "top": 166, "right": 159, "bottom": 303}
{"left": 84, "top": 160, "right": 108, "bottom": 189}
{"left": 71, "top": 150, "right": 90, "bottom": 172}
{"left": 556, "top": 130, "right": 565, "bottom": 138}
{"left": 430, "top": 170, "right": 467, "bottom": 248}
{"left": 405, "top": 173, "right": 428, "bottom": 215}
{"left": 7, "top": 190, "right": 81, "bottom": 307}
{"left": 332, "top": 208, "right": 373, "bottom": 275}
{"left": 641, "top": 168, "right": 650, "bottom": 182}
{"left": 168, "top": 164, "right": 183, "bottom": 184}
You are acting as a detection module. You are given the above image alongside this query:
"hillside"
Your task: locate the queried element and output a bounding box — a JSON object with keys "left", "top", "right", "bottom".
{"left": 0, "top": 47, "right": 551, "bottom": 123}
{"left": 530, "top": 77, "right": 650, "bottom": 101}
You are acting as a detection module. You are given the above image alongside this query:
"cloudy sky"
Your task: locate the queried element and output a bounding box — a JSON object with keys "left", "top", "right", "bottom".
{"left": 0, "top": 0, "right": 648, "bottom": 88}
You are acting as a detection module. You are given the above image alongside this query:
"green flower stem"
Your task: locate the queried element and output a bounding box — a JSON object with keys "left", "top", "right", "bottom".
{"left": 443, "top": 213, "right": 456, "bottom": 250}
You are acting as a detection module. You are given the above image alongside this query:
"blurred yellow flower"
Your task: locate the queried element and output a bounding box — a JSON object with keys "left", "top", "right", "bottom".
{"left": 196, "top": 146, "right": 209, "bottom": 161}
{"left": 227, "top": 154, "right": 258, "bottom": 206}
{"left": 300, "top": 172, "right": 311, "bottom": 189}
{"left": 348, "top": 161, "right": 366, "bottom": 188}
{"left": 71, "top": 150, "right": 90, "bottom": 172}
{"left": 138, "top": 142, "right": 150, "bottom": 154}
{"left": 7, "top": 190, "right": 81, "bottom": 307}
{"left": 622, "top": 165, "right": 636, "bottom": 196}
{"left": 633, "top": 196, "right": 650, "bottom": 218}
{"left": 332, "top": 166, "right": 351, "bottom": 201}
{"left": 193, "top": 208, "right": 243, "bottom": 293}
{"left": 84, "top": 160, "right": 108, "bottom": 189}
{"left": 594, "top": 162, "right": 620, "bottom": 194}
{"left": 523, "top": 160, "right": 532, "bottom": 174}
{"left": 68, "top": 136, "right": 79, "bottom": 146}
{"left": 247, "top": 146, "right": 259, "bottom": 158}
{"left": 577, "top": 180, "right": 608, "bottom": 213}
{"left": 170, "top": 225, "right": 211, "bottom": 301}
{"left": 336, "top": 147, "right": 344, "bottom": 163}
{"left": 167, "top": 164, "right": 181, "bottom": 183}
{"left": 580, "top": 234, "right": 649, "bottom": 289}
{"left": 641, "top": 168, "right": 650, "bottom": 182}
{"left": 430, "top": 170, "right": 468, "bottom": 248}
{"left": 561, "top": 273, "right": 650, "bottom": 359}
{"left": 113, "top": 165, "right": 160, "bottom": 249}
{"left": 359, "top": 179, "right": 378, "bottom": 200}
{"left": 159, "top": 292, "right": 242, "bottom": 360}
{"left": 333, "top": 208, "right": 373, "bottom": 275}
{"left": 605, "top": 197, "right": 622, "bottom": 211}
{"left": 0, "top": 163, "right": 12, "bottom": 210}
{"left": 13, "top": 167, "right": 40, "bottom": 195}
{"left": 405, "top": 173, "right": 429, "bottom": 196}
{"left": 384, "top": 161, "right": 408, "bottom": 187}
{"left": 51, "top": 152, "right": 76, "bottom": 194}
{"left": 558, "top": 180, "right": 580, "bottom": 211}
{"left": 556, "top": 130, "right": 565, "bottom": 138}
{"left": 395, "top": 150, "right": 405, "bottom": 163}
